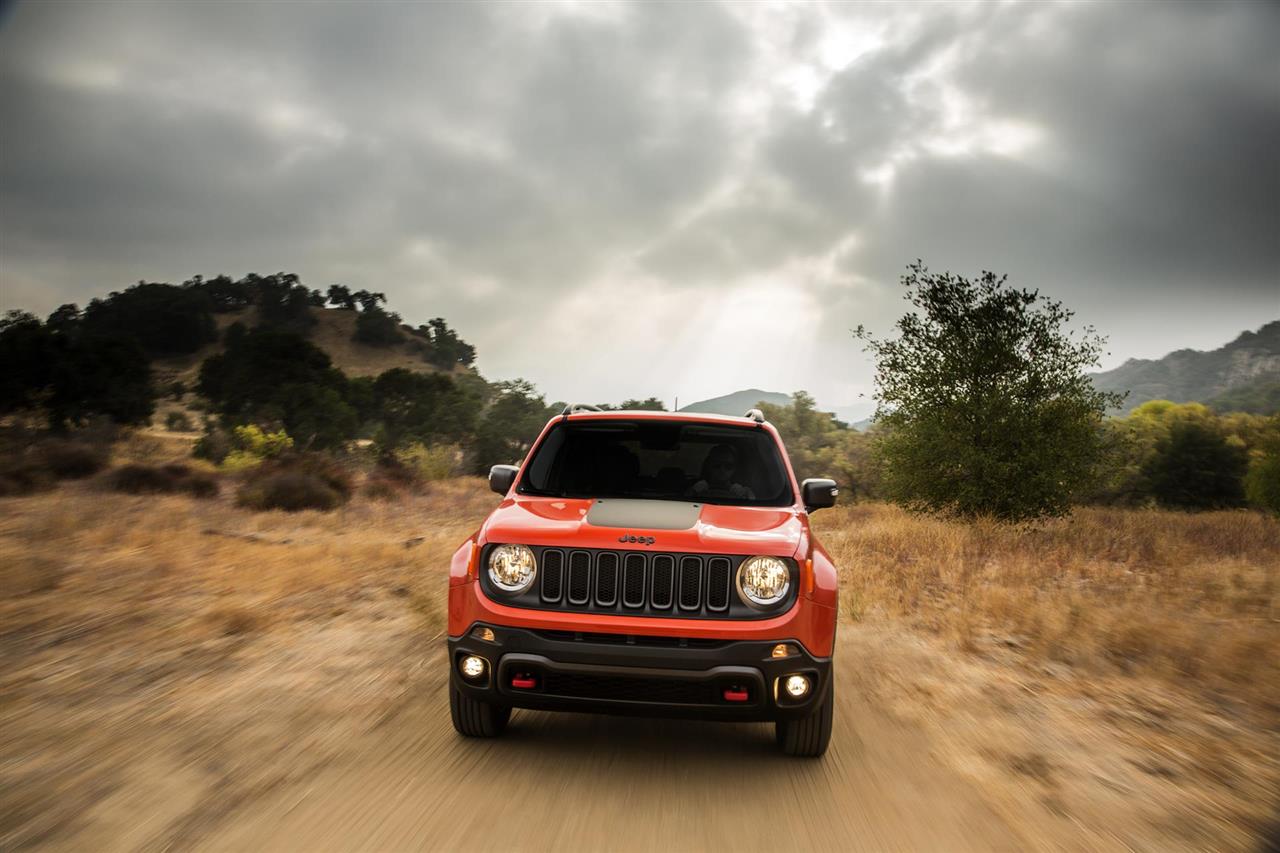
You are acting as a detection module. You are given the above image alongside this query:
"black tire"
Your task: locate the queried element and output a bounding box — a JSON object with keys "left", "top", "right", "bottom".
{"left": 450, "top": 686, "right": 511, "bottom": 737}
{"left": 776, "top": 679, "right": 834, "bottom": 757}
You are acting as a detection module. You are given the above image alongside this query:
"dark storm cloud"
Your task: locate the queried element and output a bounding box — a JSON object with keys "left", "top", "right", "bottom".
{"left": 1, "top": 1, "right": 1277, "bottom": 408}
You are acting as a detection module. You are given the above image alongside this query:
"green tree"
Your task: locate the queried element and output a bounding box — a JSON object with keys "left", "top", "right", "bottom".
{"left": 354, "top": 305, "right": 404, "bottom": 346}
{"left": 82, "top": 282, "right": 217, "bottom": 356}
{"left": 758, "top": 391, "right": 881, "bottom": 498}
{"left": 197, "top": 328, "right": 356, "bottom": 449}
{"left": 1244, "top": 418, "right": 1280, "bottom": 514}
{"left": 326, "top": 284, "right": 357, "bottom": 310}
{"left": 1143, "top": 419, "right": 1248, "bottom": 509}
{"left": 370, "top": 367, "right": 478, "bottom": 449}
{"left": 0, "top": 310, "right": 154, "bottom": 428}
{"left": 857, "top": 262, "right": 1122, "bottom": 520}
{"left": 470, "top": 380, "right": 557, "bottom": 473}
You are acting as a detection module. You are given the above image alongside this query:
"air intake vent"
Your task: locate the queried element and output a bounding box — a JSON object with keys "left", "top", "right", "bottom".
{"left": 706, "top": 556, "right": 731, "bottom": 611}
{"left": 650, "top": 555, "right": 674, "bottom": 609}
{"left": 678, "top": 556, "right": 702, "bottom": 610}
{"left": 595, "top": 553, "right": 619, "bottom": 606}
{"left": 622, "top": 554, "right": 646, "bottom": 608}
{"left": 567, "top": 550, "right": 591, "bottom": 604}
{"left": 541, "top": 549, "right": 564, "bottom": 602}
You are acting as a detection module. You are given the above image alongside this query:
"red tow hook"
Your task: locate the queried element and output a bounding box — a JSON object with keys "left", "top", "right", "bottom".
{"left": 511, "top": 673, "right": 537, "bottom": 689}
{"left": 723, "top": 687, "right": 750, "bottom": 702}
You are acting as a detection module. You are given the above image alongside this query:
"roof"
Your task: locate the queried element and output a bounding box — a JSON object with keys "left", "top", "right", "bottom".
{"left": 555, "top": 409, "right": 769, "bottom": 427}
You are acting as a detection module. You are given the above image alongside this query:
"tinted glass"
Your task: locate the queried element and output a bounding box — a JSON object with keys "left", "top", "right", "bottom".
{"left": 518, "top": 420, "right": 793, "bottom": 506}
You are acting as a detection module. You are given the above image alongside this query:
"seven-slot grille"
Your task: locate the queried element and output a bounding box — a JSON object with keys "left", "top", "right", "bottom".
{"left": 487, "top": 546, "right": 787, "bottom": 620}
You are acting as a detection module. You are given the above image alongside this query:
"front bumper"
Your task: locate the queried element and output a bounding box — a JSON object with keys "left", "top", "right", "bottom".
{"left": 448, "top": 624, "right": 831, "bottom": 722}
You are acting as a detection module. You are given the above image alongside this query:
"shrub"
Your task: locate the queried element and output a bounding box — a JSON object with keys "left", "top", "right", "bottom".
{"left": 238, "top": 471, "right": 342, "bottom": 511}
{"left": 363, "top": 477, "right": 402, "bottom": 502}
{"left": 194, "top": 427, "right": 232, "bottom": 465}
{"left": 1143, "top": 419, "right": 1247, "bottom": 509}
{"left": 1245, "top": 451, "right": 1280, "bottom": 514}
{"left": 165, "top": 411, "right": 194, "bottom": 432}
{"left": 33, "top": 440, "right": 108, "bottom": 478}
{"left": 394, "top": 442, "right": 460, "bottom": 482}
{"left": 218, "top": 425, "right": 294, "bottom": 470}
{"left": 0, "top": 460, "right": 53, "bottom": 496}
{"left": 236, "top": 453, "right": 352, "bottom": 512}
{"left": 100, "top": 463, "right": 219, "bottom": 498}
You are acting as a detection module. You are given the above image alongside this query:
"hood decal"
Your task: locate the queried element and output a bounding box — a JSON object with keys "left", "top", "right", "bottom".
{"left": 585, "top": 499, "right": 702, "bottom": 531}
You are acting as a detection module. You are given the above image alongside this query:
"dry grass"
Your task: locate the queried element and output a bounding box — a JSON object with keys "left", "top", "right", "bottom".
{"left": 0, "top": 476, "right": 497, "bottom": 849}
{"left": 2, "top": 474, "right": 1276, "bottom": 849}
{"left": 815, "top": 503, "right": 1280, "bottom": 706}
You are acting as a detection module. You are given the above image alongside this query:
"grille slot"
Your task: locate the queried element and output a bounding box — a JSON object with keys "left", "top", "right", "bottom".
{"left": 678, "top": 556, "right": 702, "bottom": 610}
{"left": 567, "top": 551, "right": 591, "bottom": 604}
{"left": 650, "top": 555, "right": 674, "bottom": 609}
{"left": 622, "top": 554, "right": 646, "bottom": 608}
{"left": 706, "top": 556, "right": 731, "bottom": 611}
{"left": 540, "top": 549, "right": 564, "bottom": 602}
{"left": 595, "top": 553, "right": 619, "bottom": 606}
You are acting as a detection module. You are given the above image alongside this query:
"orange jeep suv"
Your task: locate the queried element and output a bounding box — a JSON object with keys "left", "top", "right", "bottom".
{"left": 446, "top": 406, "right": 840, "bottom": 756}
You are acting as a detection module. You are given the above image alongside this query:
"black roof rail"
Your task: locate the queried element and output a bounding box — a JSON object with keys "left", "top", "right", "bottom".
{"left": 561, "top": 403, "right": 604, "bottom": 415}
{"left": 744, "top": 408, "right": 765, "bottom": 423}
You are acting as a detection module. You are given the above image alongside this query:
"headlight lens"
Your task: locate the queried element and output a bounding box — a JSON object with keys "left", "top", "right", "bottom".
{"left": 737, "top": 555, "right": 791, "bottom": 607}
{"left": 488, "top": 544, "right": 537, "bottom": 593}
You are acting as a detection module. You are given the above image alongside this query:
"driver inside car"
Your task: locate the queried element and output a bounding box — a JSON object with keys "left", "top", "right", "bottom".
{"left": 688, "top": 443, "right": 755, "bottom": 500}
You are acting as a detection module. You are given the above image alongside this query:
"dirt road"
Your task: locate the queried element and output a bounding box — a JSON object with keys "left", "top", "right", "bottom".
{"left": 203, "top": 636, "right": 1021, "bottom": 852}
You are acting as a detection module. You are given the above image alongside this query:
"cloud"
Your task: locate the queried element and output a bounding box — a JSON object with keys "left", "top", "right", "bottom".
{"left": 1, "top": 0, "right": 1277, "bottom": 410}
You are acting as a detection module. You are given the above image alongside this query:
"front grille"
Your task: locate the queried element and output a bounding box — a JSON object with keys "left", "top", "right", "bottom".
{"left": 481, "top": 545, "right": 798, "bottom": 620}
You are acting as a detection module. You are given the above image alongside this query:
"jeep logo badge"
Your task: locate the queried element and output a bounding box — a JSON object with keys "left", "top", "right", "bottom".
{"left": 618, "top": 534, "right": 656, "bottom": 545}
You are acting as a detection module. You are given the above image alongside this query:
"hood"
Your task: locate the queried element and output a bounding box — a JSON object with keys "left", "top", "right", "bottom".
{"left": 480, "top": 495, "right": 805, "bottom": 558}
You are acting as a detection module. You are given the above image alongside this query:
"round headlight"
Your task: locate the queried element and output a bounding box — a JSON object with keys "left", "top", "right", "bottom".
{"left": 737, "top": 556, "right": 791, "bottom": 607}
{"left": 488, "top": 544, "right": 537, "bottom": 593}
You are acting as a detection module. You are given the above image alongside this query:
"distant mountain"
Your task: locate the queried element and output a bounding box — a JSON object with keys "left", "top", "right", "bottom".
{"left": 1090, "top": 320, "right": 1280, "bottom": 414}
{"left": 679, "top": 389, "right": 791, "bottom": 416}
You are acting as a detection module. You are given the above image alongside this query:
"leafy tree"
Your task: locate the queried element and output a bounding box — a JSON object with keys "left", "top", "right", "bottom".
{"left": 470, "top": 379, "right": 557, "bottom": 473}
{"left": 758, "top": 391, "right": 881, "bottom": 498}
{"left": 1142, "top": 419, "right": 1247, "bottom": 509}
{"left": 597, "top": 397, "right": 667, "bottom": 411}
{"left": 352, "top": 290, "right": 387, "bottom": 312}
{"left": 185, "top": 275, "right": 253, "bottom": 312}
{"left": 857, "top": 262, "right": 1122, "bottom": 520}
{"left": 251, "top": 273, "right": 315, "bottom": 334}
{"left": 412, "top": 318, "right": 476, "bottom": 369}
{"left": 0, "top": 310, "right": 154, "bottom": 428}
{"left": 370, "top": 367, "right": 477, "bottom": 449}
{"left": 354, "top": 305, "right": 404, "bottom": 346}
{"left": 82, "top": 282, "right": 217, "bottom": 356}
{"left": 198, "top": 328, "right": 355, "bottom": 449}
{"left": 1244, "top": 418, "right": 1280, "bottom": 514}
{"left": 327, "top": 284, "right": 357, "bottom": 310}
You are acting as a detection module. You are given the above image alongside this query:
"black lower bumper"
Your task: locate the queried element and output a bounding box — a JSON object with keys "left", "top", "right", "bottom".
{"left": 447, "top": 624, "right": 831, "bottom": 722}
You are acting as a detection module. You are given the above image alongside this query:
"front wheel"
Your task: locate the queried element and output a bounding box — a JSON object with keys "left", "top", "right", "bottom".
{"left": 450, "top": 686, "right": 511, "bottom": 737}
{"left": 776, "top": 680, "right": 834, "bottom": 757}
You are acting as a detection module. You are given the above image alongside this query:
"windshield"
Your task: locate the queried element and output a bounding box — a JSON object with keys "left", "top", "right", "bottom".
{"left": 517, "top": 420, "right": 794, "bottom": 506}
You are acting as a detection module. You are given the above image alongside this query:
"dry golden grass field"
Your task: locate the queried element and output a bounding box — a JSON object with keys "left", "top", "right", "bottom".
{"left": 1, "top": 444, "right": 1277, "bottom": 850}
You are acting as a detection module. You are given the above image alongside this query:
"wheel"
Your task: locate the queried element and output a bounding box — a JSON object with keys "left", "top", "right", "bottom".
{"left": 776, "top": 679, "right": 834, "bottom": 757}
{"left": 449, "top": 685, "right": 511, "bottom": 737}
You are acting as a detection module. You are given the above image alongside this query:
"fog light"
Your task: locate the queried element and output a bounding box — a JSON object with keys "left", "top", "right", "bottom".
{"left": 784, "top": 674, "right": 810, "bottom": 698}
{"left": 471, "top": 626, "right": 496, "bottom": 642}
{"left": 771, "top": 643, "right": 795, "bottom": 659}
{"left": 459, "top": 655, "right": 487, "bottom": 679}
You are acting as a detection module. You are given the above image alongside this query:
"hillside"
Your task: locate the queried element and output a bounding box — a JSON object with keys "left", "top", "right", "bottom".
{"left": 1090, "top": 320, "right": 1280, "bottom": 413}
{"left": 150, "top": 306, "right": 458, "bottom": 389}
{"left": 678, "top": 388, "right": 791, "bottom": 415}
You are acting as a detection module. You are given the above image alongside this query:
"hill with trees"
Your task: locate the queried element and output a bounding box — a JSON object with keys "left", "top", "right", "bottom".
{"left": 1089, "top": 320, "right": 1280, "bottom": 414}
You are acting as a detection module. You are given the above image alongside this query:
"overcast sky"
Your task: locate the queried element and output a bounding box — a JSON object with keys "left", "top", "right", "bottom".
{"left": 2, "top": 1, "right": 1277, "bottom": 417}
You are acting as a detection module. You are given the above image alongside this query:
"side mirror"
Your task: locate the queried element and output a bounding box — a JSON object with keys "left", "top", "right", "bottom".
{"left": 489, "top": 464, "right": 519, "bottom": 495}
{"left": 801, "top": 478, "right": 839, "bottom": 512}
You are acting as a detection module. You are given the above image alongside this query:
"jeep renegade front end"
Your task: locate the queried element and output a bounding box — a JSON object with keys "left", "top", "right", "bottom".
{"left": 446, "top": 407, "right": 840, "bottom": 756}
